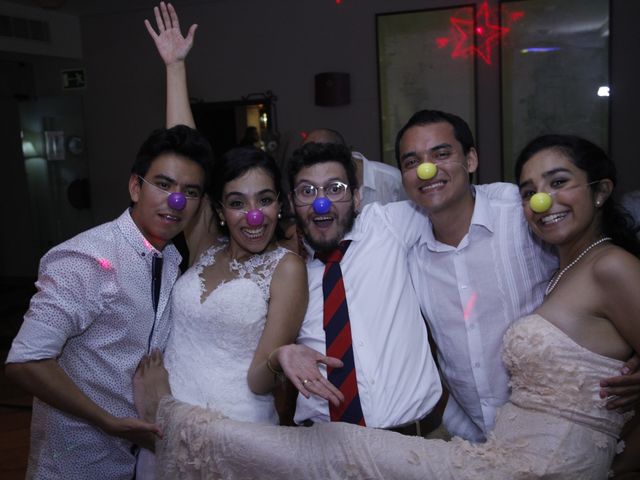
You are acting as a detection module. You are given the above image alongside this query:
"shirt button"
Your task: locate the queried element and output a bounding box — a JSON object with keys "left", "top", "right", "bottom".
{"left": 474, "top": 362, "right": 480, "bottom": 368}
{"left": 468, "top": 323, "right": 475, "bottom": 330}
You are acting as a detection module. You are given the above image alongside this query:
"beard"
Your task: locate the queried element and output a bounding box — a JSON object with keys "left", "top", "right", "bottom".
{"left": 296, "top": 202, "right": 357, "bottom": 253}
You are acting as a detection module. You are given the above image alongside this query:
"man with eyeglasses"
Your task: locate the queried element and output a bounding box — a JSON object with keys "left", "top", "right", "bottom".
{"left": 5, "top": 125, "right": 211, "bottom": 479}
{"left": 270, "top": 141, "right": 443, "bottom": 436}
{"left": 302, "top": 128, "right": 407, "bottom": 207}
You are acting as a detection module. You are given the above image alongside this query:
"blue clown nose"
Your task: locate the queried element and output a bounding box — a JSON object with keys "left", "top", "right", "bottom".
{"left": 313, "top": 197, "right": 332, "bottom": 214}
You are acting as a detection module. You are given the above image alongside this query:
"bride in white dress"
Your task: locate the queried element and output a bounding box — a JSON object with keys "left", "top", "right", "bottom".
{"left": 138, "top": 4, "right": 349, "bottom": 476}
{"left": 134, "top": 135, "right": 640, "bottom": 479}
{"left": 163, "top": 147, "right": 304, "bottom": 423}
{"left": 136, "top": 8, "right": 311, "bottom": 478}
{"left": 143, "top": 2, "right": 340, "bottom": 409}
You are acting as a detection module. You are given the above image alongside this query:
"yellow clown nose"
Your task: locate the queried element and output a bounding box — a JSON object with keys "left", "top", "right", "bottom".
{"left": 416, "top": 162, "right": 437, "bottom": 180}
{"left": 529, "top": 192, "right": 553, "bottom": 213}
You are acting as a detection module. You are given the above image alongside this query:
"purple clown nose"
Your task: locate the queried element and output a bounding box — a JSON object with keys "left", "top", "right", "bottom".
{"left": 167, "top": 192, "right": 187, "bottom": 211}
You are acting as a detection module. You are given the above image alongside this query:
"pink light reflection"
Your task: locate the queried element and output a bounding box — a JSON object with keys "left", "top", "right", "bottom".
{"left": 463, "top": 292, "right": 478, "bottom": 322}
{"left": 436, "top": 37, "right": 450, "bottom": 48}
{"left": 142, "top": 238, "right": 155, "bottom": 252}
{"left": 97, "top": 258, "right": 113, "bottom": 271}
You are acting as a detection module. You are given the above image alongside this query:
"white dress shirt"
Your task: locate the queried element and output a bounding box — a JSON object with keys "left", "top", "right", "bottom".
{"left": 353, "top": 151, "right": 407, "bottom": 206}
{"left": 7, "top": 210, "right": 180, "bottom": 479}
{"left": 387, "top": 183, "right": 557, "bottom": 441}
{"left": 294, "top": 202, "right": 442, "bottom": 428}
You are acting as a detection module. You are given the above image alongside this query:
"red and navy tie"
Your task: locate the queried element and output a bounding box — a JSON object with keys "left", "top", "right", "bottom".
{"left": 316, "top": 240, "right": 366, "bottom": 426}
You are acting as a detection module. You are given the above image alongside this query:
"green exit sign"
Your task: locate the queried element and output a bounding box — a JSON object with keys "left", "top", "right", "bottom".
{"left": 62, "top": 69, "right": 86, "bottom": 90}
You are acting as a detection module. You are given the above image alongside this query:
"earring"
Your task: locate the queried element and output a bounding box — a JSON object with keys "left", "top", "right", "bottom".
{"left": 219, "top": 220, "right": 226, "bottom": 227}
{"left": 595, "top": 201, "right": 601, "bottom": 207}
{"left": 277, "top": 211, "right": 282, "bottom": 219}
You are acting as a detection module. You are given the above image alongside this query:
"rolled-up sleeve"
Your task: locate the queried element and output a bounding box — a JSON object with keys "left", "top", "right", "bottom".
{"left": 6, "top": 248, "right": 113, "bottom": 363}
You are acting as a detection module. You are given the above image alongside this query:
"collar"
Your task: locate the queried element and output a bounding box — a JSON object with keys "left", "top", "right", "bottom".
{"left": 303, "top": 216, "right": 364, "bottom": 265}
{"left": 418, "top": 186, "right": 495, "bottom": 250}
{"left": 117, "top": 209, "right": 180, "bottom": 264}
{"left": 352, "top": 151, "right": 375, "bottom": 192}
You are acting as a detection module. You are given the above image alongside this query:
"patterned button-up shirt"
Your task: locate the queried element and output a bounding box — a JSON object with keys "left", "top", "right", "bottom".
{"left": 7, "top": 209, "right": 181, "bottom": 479}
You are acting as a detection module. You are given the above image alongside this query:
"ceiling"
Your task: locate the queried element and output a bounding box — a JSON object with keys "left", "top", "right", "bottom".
{"left": 1, "top": 0, "right": 210, "bottom": 16}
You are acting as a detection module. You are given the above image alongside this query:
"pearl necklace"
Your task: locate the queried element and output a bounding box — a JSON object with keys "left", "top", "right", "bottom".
{"left": 545, "top": 237, "right": 612, "bottom": 296}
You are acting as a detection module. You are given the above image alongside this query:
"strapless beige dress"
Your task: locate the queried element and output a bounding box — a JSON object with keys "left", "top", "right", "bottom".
{"left": 154, "top": 314, "right": 630, "bottom": 479}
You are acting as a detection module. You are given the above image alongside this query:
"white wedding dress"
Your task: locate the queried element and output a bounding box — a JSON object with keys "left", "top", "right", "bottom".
{"left": 137, "top": 242, "right": 289, "bottom": 478}
{"left": 154, "top": 314, "right": 631, "bottom": 479}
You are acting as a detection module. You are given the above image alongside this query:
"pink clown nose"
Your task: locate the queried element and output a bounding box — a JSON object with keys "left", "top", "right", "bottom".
{"left": 246, "top": 209, "right": 264, "bottom": 226}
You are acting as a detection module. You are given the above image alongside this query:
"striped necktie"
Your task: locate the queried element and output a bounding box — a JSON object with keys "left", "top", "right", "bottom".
{"left": 316, "top": 240, "right": 366, "bottom": 426}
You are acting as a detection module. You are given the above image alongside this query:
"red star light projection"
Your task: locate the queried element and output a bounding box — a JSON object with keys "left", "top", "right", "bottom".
{"left": 436, "top": 2, "right": 524, "bottom": 65}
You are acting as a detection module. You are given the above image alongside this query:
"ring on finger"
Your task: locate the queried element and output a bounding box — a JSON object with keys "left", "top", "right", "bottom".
{"left": 302, "top": 379, "right": 313, "bottom": 386}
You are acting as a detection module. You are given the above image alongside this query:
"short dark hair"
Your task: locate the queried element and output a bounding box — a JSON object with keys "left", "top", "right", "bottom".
{"left": 132, "top": 125, "right": 212, "bottom": 189}
{"left": 515, "top": 134, "right": 640, "bottom": 257}
{"left": 394, "top": 110, "right": 476, "bottom": 169}
{"left": 211, "top": 146, "right": 286, "bottom": 239}
{"left": 287, "top": 142, "right": 358, "bottom": 192}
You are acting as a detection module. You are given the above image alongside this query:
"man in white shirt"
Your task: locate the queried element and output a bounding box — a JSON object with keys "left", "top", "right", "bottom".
{"left": 5, "top": 125, "right": 210, "bottom": 479}
{"left": 273, "top": 141, "right": 442, "bottom": 434}
{"left": 391, "top": 109, "right": 640, "bottom": 442}
{"left": 303, "top": 128, "right": 407, "bottom": 206}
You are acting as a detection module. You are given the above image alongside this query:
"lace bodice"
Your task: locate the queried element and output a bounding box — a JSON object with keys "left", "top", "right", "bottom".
{"left": 164, "top": 243, "right": 289, "bottom": 424}
{"left": 503, "top": 314, "right": 628, "bottom": 437}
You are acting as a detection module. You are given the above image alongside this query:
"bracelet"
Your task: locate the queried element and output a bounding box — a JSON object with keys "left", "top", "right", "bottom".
{"left": 266, "top": 350, "right": 284, "bottom": 375}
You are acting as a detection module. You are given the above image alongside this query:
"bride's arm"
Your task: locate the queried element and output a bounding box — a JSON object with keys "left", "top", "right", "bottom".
{"left": 145, "top": 2, "right": 217, "bottom": 264}
{"left": 145, "top": 1, "right": 196, "bottom": 129}
{"left": 246, "top": 253, "right": 343, "bottom": 406}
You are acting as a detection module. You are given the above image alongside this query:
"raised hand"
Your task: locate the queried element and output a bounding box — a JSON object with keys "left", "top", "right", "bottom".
{"left": 144, "top": 1, "right": 197, "bottom": 65}
{"left": 275, "top": 344, "right": 345, "bottom": 407}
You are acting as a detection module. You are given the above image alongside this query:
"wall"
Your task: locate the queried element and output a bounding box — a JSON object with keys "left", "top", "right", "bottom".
{"left": 610, "top": 0, "right": 640, "bottom": 195}
{"left": 0, "top": 0, "right": 82, "bottom": 58}
{"left": 2, "top": 0, "right": 639, "bottom": 276}
{"left": 81, "top": 0, "right": 504, "bottom": 223}
{"left": 0, "top": 51, "right": 85, "bottom": 277}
